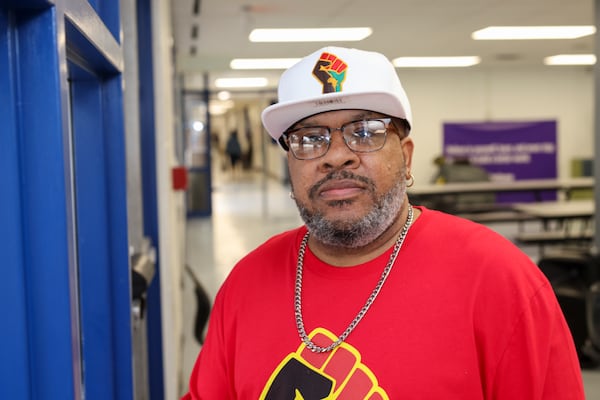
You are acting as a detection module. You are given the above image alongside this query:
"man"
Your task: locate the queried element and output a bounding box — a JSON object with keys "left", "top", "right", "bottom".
{"left": 183, "top": 47, "right": 584, "bottom": 399}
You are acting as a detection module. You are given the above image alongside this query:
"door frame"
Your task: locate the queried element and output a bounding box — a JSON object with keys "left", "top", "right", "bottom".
{"left": 0, "top": 0, "right": 134, "bottom": 398}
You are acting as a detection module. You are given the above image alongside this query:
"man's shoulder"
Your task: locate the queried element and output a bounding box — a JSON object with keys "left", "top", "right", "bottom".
{"left": 217, "top": 226, "right": 305, "bottom": 296}
{"left": 259, "top": 226, "right": 304, "bottom": 250}
{"left": 414, "top": 206, "right": 520, "bottom": 250}
{"left": 236, "top": 226, "right": 305, "bottom": 266}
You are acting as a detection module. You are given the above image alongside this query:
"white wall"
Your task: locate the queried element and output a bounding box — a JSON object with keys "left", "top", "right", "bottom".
{"left": 238, "top": 65, "right": 594, "bottom": 186}
{"left": 399, "top": 66, "right": 594, "bottom": 184}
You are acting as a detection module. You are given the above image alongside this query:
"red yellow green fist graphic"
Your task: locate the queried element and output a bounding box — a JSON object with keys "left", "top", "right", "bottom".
{"left": 260, "top": 328, "right": 389, "bottom": 399}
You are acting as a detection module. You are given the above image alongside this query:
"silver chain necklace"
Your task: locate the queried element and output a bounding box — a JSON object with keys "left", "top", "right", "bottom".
{"left": 294, "top": 205, "right": 414, "bottom": 353}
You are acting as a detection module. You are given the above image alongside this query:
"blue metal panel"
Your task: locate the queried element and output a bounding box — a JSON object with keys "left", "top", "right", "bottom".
{"left": 137, "top": 0, "right": 165, "bottom": 397}
{"left": 67, "top": 13, "right": 133, "bottom": 400}
{"left": 3, "top": 0, "right": 52, "bottom": 9}
{"left": 0, "top": 8, "right": 31, "bottom": 399}
{"left": 0, "top": 0, "right": 134, "bottom": 398}
{"left": 71, "top": 78, "right": 117, "bottom": 400}
{"left": 65, "top": 1, "right": 134, "bottom": 398}
{"left": 102, "top": 75, "right": 134, "bottom": 400}
{"left": 64, "top": 0, "right": 122, "bottom": 72}
{"left": 98, "top": 0, "right": 121, "bottom": 43}
{"left": 13, "top": 6, "right": 76, "bottom": 400}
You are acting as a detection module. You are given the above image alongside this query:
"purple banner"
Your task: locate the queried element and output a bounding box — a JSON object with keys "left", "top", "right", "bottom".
{"left": 443, "top": 121, "right": 557, "bottom": 202}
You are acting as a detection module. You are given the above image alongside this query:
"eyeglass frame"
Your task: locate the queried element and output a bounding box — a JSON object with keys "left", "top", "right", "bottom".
{"left": 278, "top": 116, "right": 410, "bottom": 160}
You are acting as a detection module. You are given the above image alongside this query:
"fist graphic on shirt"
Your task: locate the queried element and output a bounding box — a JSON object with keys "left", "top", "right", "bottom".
{"left": 260, "top": 328, "right": 389, "bottom": 399}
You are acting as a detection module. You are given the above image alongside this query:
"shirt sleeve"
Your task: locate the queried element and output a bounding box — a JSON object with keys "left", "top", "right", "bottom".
{"left": 489, "top": 283, "right": 585, "bottom": 399}
{"left": 181, "top": 284, "right": 236, "bottom": 400}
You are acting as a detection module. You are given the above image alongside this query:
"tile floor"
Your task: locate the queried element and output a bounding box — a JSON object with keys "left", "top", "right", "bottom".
{"left": 180, "top": 169, "right": 600, "bottom": 398}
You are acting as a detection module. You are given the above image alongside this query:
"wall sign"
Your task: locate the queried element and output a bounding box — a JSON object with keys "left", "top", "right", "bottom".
{"left": 443, "top": 121, "right": 557, "bottom": 202}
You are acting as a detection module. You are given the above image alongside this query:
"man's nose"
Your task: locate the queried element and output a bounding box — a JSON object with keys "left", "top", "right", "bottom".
{"left": 320, "top": 129, "right": 359, "bottom": 168}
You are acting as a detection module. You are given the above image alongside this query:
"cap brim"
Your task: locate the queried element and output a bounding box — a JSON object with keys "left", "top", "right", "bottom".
{"left": 261, "top": 91, "right": 409, "bottom": 141}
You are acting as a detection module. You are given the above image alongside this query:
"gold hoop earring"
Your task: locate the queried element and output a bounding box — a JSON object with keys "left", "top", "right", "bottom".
{"left": 406, "top": 174, "right": 415, "bottom": 188}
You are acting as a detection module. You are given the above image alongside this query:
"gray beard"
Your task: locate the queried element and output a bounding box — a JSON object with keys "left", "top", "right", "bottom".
{"left": 294, "top": 170, "right": 407, "bottom": 249}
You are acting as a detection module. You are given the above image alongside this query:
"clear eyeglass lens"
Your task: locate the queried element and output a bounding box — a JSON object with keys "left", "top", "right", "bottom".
{"left": 286, "top": 119, "right": 390, "bottom": 160}
{"left": 288, "top": 128, "right": 330, "bottom": 159}
{"left": 343, "top": 120, "right": 387, "bottom": 151}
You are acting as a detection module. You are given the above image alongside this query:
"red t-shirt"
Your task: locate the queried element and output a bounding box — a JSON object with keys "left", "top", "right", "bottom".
{"left": 183, "top": 207, "right": 584, "bottom": 399}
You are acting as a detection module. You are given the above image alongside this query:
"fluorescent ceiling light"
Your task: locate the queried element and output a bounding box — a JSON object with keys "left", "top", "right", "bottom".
{"left": 249, "top": 27, "right": 372, "bottom": 42}
{"left": 230, "top": 58, "right": 301, "bottom": 69}
{"left": 544, "top": 54, "right": 596, "bottom": 65}
{"left": 393, "top": 56, "right": 481, "bottom": 68}
{"left": 472, "top": 26, "right": 596, "bottom": 40}
{"left": 214, "top": 77, "right": 268, "bottom": 88}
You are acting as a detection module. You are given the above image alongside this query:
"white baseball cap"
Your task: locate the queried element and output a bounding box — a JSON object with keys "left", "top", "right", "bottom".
{"left": 261, "top": 46, "right": 412, "bottom": 141}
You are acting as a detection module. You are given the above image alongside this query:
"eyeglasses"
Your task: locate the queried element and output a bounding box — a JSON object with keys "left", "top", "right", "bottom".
{"left": 279, "top": 118, "right": 398, "bottom": 160}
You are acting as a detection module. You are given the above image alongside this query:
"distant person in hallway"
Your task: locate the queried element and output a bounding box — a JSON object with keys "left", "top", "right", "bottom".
{"left": 182, "top": 46, "right": 584, "bottom": 399}
{"left": 225, "top": 129, "right": 242, "bottom": 174}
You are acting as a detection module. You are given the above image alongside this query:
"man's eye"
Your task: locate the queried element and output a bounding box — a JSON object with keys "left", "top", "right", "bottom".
{"left": 351, "top": 128, "right": 374, "bottom": 138}
{"left": 298, "top": 134, "right": 322, "bottom": 143}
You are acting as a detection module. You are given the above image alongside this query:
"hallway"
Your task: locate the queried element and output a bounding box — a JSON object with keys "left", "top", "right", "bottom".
{"left": 180, "top": 169, "right": 600, "bottom": 397}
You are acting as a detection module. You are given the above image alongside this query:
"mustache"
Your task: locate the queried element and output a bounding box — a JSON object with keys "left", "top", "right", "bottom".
{"left": 308, "top": 170, "right": 375, "bottom": 200}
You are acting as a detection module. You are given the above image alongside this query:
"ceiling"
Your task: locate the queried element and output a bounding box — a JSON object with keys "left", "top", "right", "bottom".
{"left": 171, "top": 0, "right": 595, "bottom": 92}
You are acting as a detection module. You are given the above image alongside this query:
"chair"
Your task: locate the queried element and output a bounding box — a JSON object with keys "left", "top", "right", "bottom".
{"left": 537, "top": 252, "right": 600, "bottom": 368}
{"left": 185, "top": 265, "right": 212, "bottom": 345}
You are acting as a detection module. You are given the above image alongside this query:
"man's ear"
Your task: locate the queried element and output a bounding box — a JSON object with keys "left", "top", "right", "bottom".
{"left": 401, "top": 137, "right": 414, "bottom": 173}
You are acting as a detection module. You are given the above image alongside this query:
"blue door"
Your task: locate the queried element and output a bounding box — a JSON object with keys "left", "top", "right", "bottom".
{"left": 0, "top": 1, "right": 134, "bottom": 399}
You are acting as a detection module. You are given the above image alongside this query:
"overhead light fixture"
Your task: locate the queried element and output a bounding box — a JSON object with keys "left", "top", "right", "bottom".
{"left": 192, "top": 121, "right": 204, "bottom": 132}
{"left": 214, "top": 77, "right": 269, "bottom": 88}
{"left": 217, "top": 91, "right": 231, "bottom": 101}
{"left": 248, "top": 27, "right": 372, "bottom": 42}
{"left": 544, "top": 54, "right": 596, "bottom": 65}
{"left": 472, "top": 26, "right": 596, "bottom": 40}
{"left": 393, "top": 56, "right": 481, "bottom": 68}
{"left": 230, "top": 58, "right": 301, "bottom": 69}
